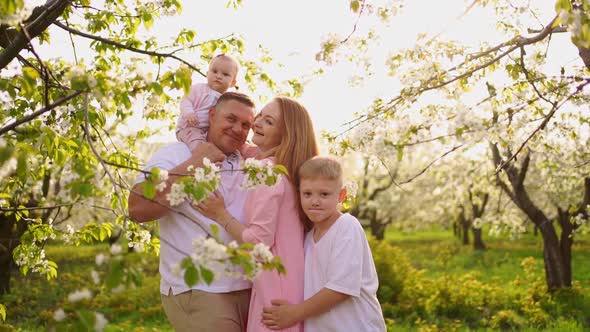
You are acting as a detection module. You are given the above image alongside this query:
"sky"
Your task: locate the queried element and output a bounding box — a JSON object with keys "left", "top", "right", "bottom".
{"left": 29, "top": 0, "right": 578, "bottom": 143}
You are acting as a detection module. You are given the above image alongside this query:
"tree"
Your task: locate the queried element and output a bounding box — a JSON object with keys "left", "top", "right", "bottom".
{"left": 324, "top": 0, "right": 590, "bottom": 290}
{"left": 348, "top": 157, "right": 398, "bottom": 240}
{"left": 0, "top": 0, "right": 297, "bottom": 299}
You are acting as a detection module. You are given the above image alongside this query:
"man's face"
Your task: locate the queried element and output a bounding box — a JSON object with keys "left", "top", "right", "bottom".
{"left": 208, "top": 100, "right": 254, "bottom": 155}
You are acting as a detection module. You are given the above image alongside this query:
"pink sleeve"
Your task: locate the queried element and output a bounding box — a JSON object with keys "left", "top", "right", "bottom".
{"left": 179, "top": 83, "right": 209, "bottom": 119}
{"left": 241, "top": 178, "right": 286, "bottom": 247}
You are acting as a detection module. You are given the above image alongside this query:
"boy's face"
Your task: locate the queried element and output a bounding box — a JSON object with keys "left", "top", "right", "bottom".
{"left": 299, "top": 177, "right": 346, "bottom": 224}
{"left": 207, "top": 57, "right": 238, "bottom": 93}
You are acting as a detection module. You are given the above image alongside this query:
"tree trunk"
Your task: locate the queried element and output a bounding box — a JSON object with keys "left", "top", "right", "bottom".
{"left": 0, "top": 212, "right": 26, "bottom": 295}
{"left": 458, "top": 206, "right": 469, "bottom": 245}
{"left": 461, "top": 222, "right": 470, "bottom": 245}
{"left": 472, "top": 228, "right": 486, "bottom": 250}
{"left": 369, "top": 209, "right": 386, "bottom": 240}
{"left": 489, "top": 145, "right": 570, "bottom": 290}
{"left": 557, "top": 209, "right": 574, "bottom": 287}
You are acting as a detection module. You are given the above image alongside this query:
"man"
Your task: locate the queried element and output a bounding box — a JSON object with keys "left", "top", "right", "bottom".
{"left": 128, "top": 92, "right": 256, "bottom": 332}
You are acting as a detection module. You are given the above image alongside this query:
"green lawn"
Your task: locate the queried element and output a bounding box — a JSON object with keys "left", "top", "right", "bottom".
{"left": 1, "top": 229, "right": 589, "bottom": 331}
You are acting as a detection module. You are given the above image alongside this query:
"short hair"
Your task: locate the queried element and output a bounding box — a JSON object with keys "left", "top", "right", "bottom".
{"left": 298, "top": 156, "right": 343, "bottom": 188}
{"left": 216, "top": 91, "right": 255, "bottom": 109}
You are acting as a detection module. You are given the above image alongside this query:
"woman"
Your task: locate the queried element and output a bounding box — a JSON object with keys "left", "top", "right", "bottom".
{"left": 196, "top": 96, "right": 319, "bottom": 332}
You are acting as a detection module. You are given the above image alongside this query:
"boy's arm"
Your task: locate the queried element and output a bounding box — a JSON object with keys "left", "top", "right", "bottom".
{"left": 261, "top": 288, "right": 350, "bottom": 330}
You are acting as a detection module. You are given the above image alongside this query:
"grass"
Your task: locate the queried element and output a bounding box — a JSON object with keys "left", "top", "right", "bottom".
{"left": 386, "top": 228, "right": 590, "bottom": 285}
{"left": 1, "top": 228, "right": 589, "bottom": 331}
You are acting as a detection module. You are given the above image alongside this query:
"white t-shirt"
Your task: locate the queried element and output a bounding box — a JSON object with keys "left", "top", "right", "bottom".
{"left": 303, "top": 213, "right": 386, "bottom": 332}
{"left": 135, "top": 142, "right": 251, "bottom": 295}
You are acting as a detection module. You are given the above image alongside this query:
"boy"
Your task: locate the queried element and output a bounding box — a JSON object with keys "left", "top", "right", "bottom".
{"left": 262, "top": 156, "right": 386, "bottom": 331}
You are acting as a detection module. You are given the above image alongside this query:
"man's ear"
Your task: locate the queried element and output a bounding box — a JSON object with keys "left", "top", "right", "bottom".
{"left": 209, "top": 107, "right": 216, "bottom": 121}
{"left": 338, "top": 188, "right": 348, "bottom": 203}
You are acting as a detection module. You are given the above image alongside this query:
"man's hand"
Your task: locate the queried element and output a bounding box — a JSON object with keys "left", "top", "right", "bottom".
{"left": 261, "top": 300, "right": 302, "bottom": 330}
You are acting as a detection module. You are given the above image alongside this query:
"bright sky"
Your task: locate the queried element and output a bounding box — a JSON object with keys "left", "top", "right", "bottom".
{"left": 141, "top": 0, "right": 502, "bottom": 141}
{"left": 33, "top": 0, "right": 576, "bottom": 143}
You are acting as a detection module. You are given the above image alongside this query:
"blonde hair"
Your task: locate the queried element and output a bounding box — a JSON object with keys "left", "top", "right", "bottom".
{"left": 298, "top": 156, "right": 343, "bottom": 188}
{"left": 272, "top": 96, "right": 319, "bottom": 231}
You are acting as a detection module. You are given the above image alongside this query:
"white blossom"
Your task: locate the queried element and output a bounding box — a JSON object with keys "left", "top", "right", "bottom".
{"left": 110, "top": 244, "right": 122, "bottom": 255}
{"left": 126, "top": 229, "right": 151, "bottom": 252}
{"left": 67, "top": 288, "right": 92, "bottom": 302}
{"left": 91, "top": 270, "right": 100, "bottom": 284}
{"left": 53, "top": 308, "right": 66, "bottom": 322}
{"left": 166, "top": 183, "right": 187, "bottom": 206}
{"left": 251, "top": 243, "right": 273, "bottom": 264}
{"left": 95, "top": 253, "right": 106, "bottom": 266}
{"left": 94, "top": 312, "right": 108, "bottom": 331}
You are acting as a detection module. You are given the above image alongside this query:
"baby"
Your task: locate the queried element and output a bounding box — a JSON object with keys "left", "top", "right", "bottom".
{"left": 176, "top": 54, "right": 239, "bottom": 150}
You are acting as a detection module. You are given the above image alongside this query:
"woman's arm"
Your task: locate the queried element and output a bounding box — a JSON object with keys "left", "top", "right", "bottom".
{"left": 197, "top": 176, "right": 286, "bottom": 245}
{"left": 195, "top": 193, "right": 246, "bottom": 243}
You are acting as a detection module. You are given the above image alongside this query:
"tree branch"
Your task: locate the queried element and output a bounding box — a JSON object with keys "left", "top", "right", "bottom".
{"left": 496, "top": 78, "right": 590, "bottom": 171}
{"left": 53, "top": 21, "right": 206, "bottom": 77}
{"left": 0, "top": 0, "right": 71, "bottom": 70}
{"left": 399, "top": 145, "right": 463, "bottom": 185}
{"left": 0, "top": 90, "right": 84, "bottom": 135}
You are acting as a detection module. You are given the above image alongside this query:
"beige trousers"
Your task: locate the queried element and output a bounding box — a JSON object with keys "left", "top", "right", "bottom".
{"left": 161, "top": 288, "right": 251, "bottom": 332}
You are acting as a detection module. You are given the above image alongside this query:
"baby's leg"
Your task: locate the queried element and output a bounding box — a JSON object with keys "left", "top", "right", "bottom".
{"left": 177, "top": 127, "right": 208, "bottom": 150}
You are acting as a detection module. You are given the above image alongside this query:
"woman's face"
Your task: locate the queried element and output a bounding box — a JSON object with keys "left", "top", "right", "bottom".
{"left": 252, "top": 100, "right": 283, "bottom": 152}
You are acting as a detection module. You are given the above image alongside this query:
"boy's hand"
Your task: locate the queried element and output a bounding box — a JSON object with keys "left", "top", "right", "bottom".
{"left": 186, "top": 113, "right": 199, "bottom": 126}
{"left": 261, "top": 300, "right": 302, "bottom": 330}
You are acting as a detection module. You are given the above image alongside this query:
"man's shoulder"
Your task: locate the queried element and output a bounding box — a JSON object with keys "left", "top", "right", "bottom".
{"left": 151, "top": 142, "right": 190, "bottom": 161}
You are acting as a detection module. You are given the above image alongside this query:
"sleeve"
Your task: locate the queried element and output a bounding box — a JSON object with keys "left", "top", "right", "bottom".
{"left": 179, "top": 83, "right": 208, "bottom": 119}
{"left": 241, "top": 177, "right": 286, "bottom": 247}
{"left": 324, "top": 221, "right": 364, "bottom": 297}
{"left": 133, "top": 145, "right": 182, "bottom": 185}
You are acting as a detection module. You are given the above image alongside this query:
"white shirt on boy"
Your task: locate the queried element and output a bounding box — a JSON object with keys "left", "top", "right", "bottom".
{"left": 303, "top": 213, "right": 386, "bottom": 332}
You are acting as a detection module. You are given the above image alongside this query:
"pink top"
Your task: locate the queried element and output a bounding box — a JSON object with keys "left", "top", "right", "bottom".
{"left": 242, "top": 160, "right": 305, "bottom": 332}
{"left": 176, "top": 83, "right": 221, "bottom": 132}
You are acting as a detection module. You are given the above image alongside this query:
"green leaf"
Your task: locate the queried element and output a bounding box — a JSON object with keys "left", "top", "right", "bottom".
{"left": 210, "top": 224, "right": 220, "bottom": 237}
{"left": 184, "top": 265, "right": 199, "bottom": 287}
{"left": 273, "top": 164, "right": 288, "bottom": 176}
{"left": 76, "top": 309, "right": 95, "bottom": 330}
{"left": 0, "top": 303, "right": 6, "bottom": 321}
{"left": 142, "top": 181, "right": 156, "bottom": 199}
{"left": 350, "top": 0, "right": 360, "bottom": 13}
{"left": 200, "top": 266, "right": 214, "bottom": 285}
{"left": 105, "top": 260, "right": 124, "bottom": 290}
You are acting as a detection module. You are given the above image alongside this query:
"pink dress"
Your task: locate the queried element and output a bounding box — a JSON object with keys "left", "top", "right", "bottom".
{"left": 242, "top": 162, "right": 305, "bottom": 332}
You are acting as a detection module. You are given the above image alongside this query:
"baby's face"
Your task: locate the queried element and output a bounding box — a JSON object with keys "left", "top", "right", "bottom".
{"left": 207, "top": 57, "right": 237, "bottom": 93}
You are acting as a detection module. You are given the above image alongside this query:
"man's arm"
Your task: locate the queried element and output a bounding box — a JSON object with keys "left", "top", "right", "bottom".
{"left": 261, "top": 288, "right": 350, "bottom": 330}
{"left": 128, "top": 143, "right": 226, "bottom": 223}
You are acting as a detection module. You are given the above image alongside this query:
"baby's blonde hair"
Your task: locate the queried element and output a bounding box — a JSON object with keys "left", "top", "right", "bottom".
{"left": 298, "top": 156, "right": 343, "bottom": 188}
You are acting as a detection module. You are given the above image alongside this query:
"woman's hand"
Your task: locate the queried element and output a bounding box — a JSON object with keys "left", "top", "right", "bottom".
{"left": 194, "top": 191, "right": 230, "bottom": 224}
